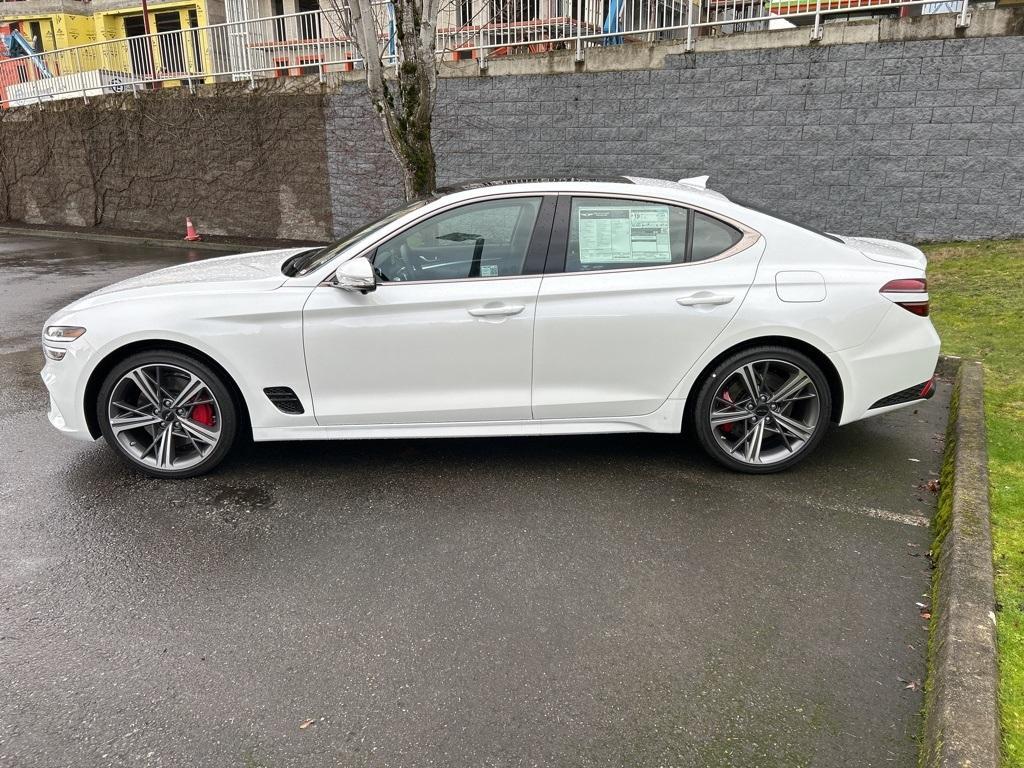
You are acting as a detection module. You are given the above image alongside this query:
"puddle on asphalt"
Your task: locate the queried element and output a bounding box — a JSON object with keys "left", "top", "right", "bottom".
{"left": 204, "top": 484, "right": 276, "bottom": 531}
{"left": 0, "top": 237, "right": 223, "bottom": 278}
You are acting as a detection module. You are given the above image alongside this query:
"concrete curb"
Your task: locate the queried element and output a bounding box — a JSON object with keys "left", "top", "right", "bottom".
{"left": 921, "top": 360, "right": 1000, "bottom": 768}
{"left": 0, "top": 226, "right": 323, "bottom": 253}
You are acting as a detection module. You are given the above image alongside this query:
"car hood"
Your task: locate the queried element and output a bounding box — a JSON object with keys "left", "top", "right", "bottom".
{"left": 62, "top": 248, "right": 312, "bottom": 311}
{"left": 841, "top": 236, "right": 927, "bottom": 271}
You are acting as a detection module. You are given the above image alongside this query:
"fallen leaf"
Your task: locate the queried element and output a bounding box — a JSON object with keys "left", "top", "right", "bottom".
{"left": 299, "top": 719, "right": 315, "bottom": 730}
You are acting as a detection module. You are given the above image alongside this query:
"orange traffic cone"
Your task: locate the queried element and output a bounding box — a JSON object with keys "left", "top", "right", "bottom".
{"left": 184, "top": 216, "right": 202, "bottom": 242}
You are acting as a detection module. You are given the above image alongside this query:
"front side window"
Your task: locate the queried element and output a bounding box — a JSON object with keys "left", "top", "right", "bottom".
{"left": 374, "top": 197, "right": 542, "bottom": 283}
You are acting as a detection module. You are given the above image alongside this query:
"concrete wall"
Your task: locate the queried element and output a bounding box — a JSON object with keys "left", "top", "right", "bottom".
{"left": 322, "top": 8, "right": 1024, "bottom": 242}
{"left": 324, "top": 85, "right": 405, "bottom": 238}
{"left": 5, "top": 9, "right": 1024, "bottom": 243}
{"left": 427, "top": 13, "right": 1024, "bottom": 242}
{"left": 0, "top": 80, "right": 333, "bottom": 241}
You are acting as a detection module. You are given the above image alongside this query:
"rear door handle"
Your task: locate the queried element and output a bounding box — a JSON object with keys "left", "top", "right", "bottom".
{"left": 467, "top": 304, "right": 525, "bottom": 317}
{"left": 676, "top": 293, "right": 734, "bottom": 307}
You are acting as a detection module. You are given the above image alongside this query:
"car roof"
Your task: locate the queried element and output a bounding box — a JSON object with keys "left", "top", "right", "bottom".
{"left": 434, "top": 176, "right": 731, "bottom": 206}
{"left": 436, "top": 176, "right": 637, "bottom": 193}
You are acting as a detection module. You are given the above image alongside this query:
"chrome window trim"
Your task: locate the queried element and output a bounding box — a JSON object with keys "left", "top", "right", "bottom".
{"left": 545, "top": 191, "right": 763, "bottom": 278}
{"left": 314, "top": 188, "right": 762, "bottom": 288}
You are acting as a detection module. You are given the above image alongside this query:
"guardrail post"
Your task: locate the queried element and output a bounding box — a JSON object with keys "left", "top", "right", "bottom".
{"left": 684, "top": 0, "right": 695, "bottom": 52}
{"left": 956, "top": 0, "right": 970, "bottom": 28}
{"left": 811, "top": 0, "right": 823, "bottom": 40}
{"left": 74, "top": 48, "right": 89, "bottom": 104}
{"left": 574, "top": 0, "right": 584, "bottom": 61}
{"left": 317, "top": 36, "right": 325, "bottom": 82}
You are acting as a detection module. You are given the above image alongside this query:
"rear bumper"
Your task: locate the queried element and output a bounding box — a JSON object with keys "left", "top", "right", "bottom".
{"left": 869, "top": 376, "right": 936, "bottom": 410}
{"left": 831, "top": 305, "right": 941, "bottom": 425}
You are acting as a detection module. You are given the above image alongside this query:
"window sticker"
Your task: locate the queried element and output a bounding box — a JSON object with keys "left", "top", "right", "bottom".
{"left": 578, "top": 205, "right": 672, "bottom": 264}
{"left": 479, "top": 264, "right": 498, "bottom": 277}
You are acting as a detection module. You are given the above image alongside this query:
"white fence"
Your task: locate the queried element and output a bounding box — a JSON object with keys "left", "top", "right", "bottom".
{"left": 0, "top": 0, "right": 970, "bottom": 108}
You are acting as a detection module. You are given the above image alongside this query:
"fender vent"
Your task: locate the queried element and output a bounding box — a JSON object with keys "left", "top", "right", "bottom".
{"left": 264, "top": 387, "right": 305, "bottom": 415}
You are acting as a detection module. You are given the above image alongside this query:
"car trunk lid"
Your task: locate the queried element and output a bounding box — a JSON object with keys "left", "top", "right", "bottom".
{"left": 839, "top": 236, "right": 927, "bottom": 271}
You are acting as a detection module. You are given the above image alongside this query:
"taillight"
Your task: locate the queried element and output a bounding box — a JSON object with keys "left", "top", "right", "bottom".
{"left": 880, "top": 278, "right": 929, "bottom": 316}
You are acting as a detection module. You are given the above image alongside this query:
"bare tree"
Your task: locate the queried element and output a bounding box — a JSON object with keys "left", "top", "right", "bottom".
{"left": 329, "top": 0, "right": 443, "bottom": 200}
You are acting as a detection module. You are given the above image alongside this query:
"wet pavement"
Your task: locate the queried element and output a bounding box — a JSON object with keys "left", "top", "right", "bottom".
{"left": 0, "top": 234, "right": 948, "bottom": 768}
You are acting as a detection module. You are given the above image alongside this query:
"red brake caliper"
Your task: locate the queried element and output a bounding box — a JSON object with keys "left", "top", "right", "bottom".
{"left": 190, "top": 403, "right": 216, "bottom": 427}
{"left": 719, "top": 389, "right": 734, "bottom": 434}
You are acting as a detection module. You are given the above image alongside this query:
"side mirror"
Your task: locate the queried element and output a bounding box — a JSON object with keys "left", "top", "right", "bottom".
{"left": 332, "top": 256, "right": 376, "bottom": 293}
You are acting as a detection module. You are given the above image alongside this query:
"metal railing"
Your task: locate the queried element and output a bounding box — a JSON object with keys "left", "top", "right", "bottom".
{"left": 0, "top": 0, "right": 969, "bottom": 108}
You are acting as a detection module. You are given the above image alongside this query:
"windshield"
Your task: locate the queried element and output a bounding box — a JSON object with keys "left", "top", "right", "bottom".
{"left": 283, "top": 199, "right": 429, "bottom": 277}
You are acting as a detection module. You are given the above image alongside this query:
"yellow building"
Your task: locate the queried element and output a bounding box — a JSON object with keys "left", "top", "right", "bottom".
{"left": 1, "top": 0, "right": 224, "bottom": 82}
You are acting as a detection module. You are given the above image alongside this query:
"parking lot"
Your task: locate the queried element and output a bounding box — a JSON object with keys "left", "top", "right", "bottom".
{"left": 0, "top": 233, "right": 948, "bottom": 767}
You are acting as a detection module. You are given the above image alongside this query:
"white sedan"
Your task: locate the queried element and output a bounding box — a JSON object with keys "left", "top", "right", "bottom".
{"left": 41, "top": 177, "right": 940, "bottom": 478}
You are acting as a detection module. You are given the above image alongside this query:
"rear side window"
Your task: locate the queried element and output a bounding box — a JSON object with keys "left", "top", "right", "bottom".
{"left": 565, "top": 197, "right": 688, "bottom": 272}
{"left": 563, "top": 197, "right": 746, "bottom": 273}
{"left": 691, "top": 212, "right": 743, "bottom": 263}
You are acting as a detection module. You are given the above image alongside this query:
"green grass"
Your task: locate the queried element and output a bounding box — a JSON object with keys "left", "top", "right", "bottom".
{"left": 923, "top": 240, "right": 1024, "bottom": 766}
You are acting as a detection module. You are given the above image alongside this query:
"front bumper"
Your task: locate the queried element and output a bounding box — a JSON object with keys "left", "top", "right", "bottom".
{"left": 41, "top": 343, "right": 97, "bottom": 442}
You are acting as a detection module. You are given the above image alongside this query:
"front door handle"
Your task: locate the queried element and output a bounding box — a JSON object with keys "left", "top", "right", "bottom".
{"left": 676, "top": 292, "right": 734, "bottom": 307}
{"left": 467, "top": 304, "right": 525, "bottom": 318}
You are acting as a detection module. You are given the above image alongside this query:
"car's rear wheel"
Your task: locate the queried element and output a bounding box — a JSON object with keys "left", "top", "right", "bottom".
{"left": 97, "top": 351, "right": 237, "bottom": 478}
{"left": 693, "top": 346, "right": 831, "bottom": 473}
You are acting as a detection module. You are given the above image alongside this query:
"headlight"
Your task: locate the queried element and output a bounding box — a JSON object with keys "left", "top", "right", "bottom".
{"left": 43, "top": 346, "right": 67, "bottom": 361}
{"left": 44, "top": 326, "right": 86, "bottom": 342}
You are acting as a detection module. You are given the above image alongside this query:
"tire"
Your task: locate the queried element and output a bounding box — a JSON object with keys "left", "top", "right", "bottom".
{"left": 692, "top": 345, "right": 832, "bottom": 474}
{"left": 96, "top": 350, "right": 238, "bottom": 479}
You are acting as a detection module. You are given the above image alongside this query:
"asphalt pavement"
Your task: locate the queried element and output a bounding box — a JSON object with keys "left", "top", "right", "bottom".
{"left": 0, "top": 233, "right": 948, "bottom": 768}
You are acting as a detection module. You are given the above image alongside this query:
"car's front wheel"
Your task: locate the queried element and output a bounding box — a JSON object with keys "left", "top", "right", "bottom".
{"left": 693, "top": 346, "right": 832, "bottom": 473}
{"left": 97, "top": 351, "right": 237, "bottom": 478}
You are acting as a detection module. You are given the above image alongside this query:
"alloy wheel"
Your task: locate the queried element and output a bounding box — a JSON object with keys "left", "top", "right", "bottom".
{"left": 708, "top": 358, "right": 821, "bottom": 466}
{"left": 107, "top": 363, "right": 222, "bottom": 471}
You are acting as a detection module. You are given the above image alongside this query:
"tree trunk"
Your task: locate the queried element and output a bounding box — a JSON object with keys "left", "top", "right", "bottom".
{"left": 376, "top": 59, "right": 436, "bottom": 200}
{"left": 340, "top": 0, "right": 441, "bottom": 201}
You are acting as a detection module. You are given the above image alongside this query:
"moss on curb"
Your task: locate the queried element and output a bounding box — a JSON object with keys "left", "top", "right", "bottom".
{"left": 918, "top": 361, "right": 1001, "bottom": 768}
{"left": 920, "top": 368, "right": 959, "bottom": 768}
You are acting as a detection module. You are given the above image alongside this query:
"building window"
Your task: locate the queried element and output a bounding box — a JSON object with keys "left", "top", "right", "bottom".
{"left": 27, "top": 22, "right": 43, "bottom": 53}
{"left": 271, "top": 0, "right": 286, "bottom": 42}
{"left": 123, "top": 15, "right": 155, "bottom": 78}
{"left": 490, "top": 0, "right": 540, "bottom": 22}
{"left": 296, "top": 0, "right": 321, "bottom": 39}
{"left": 188, "top": 9, "right": 203, "bottom": 74}
{"left": 155, "top": 11, "right": 185, "bottom": 74}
